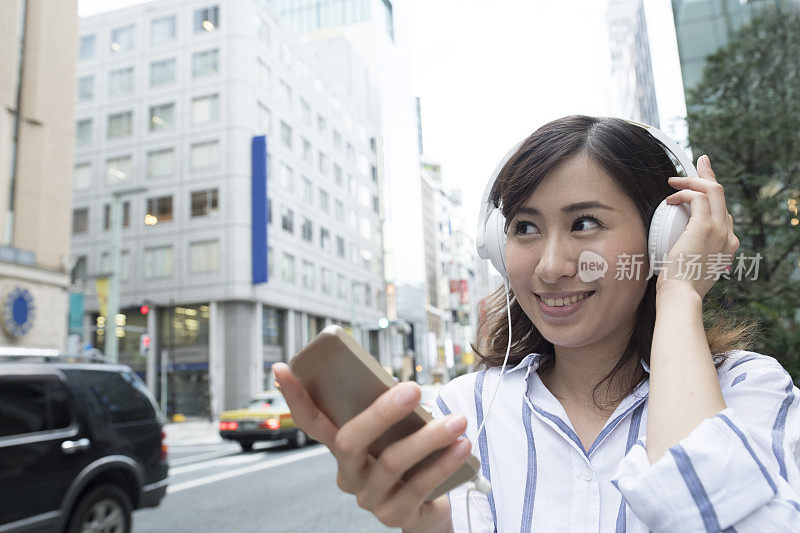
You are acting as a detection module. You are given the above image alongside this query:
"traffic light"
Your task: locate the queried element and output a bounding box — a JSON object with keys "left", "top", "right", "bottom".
{"left": 140, "top": 304, "right": 150, "bottom": 315}
{"left": 139, "top": 334, "right": 151, "bottom": 355}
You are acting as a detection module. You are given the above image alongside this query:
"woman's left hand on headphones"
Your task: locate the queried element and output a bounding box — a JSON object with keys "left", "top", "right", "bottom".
{"left": 656, "top": 155, "right": 740, "bottom": 299}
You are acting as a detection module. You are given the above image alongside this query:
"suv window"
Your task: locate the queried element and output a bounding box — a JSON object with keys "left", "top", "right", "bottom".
{"left": 80, "top": 370, "right": 157, "bottom": 424}
{"left": 0, "top": 376, "right": 72, "bottom": 438}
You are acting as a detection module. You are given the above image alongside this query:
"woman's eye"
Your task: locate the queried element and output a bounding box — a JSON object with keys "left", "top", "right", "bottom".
{"left": 514, "top": 221, "right": 539, "bottom": 235}
{"left": 573, "top": 215, "right": 603, "bottom": 232}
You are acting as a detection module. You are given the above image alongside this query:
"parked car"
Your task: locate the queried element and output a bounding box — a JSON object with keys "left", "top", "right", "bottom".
{"left": 0, "top": 358, "right": 168, "bottom": 533}
{"left": 219, "top": 390, "right": 309, "bottom": 451}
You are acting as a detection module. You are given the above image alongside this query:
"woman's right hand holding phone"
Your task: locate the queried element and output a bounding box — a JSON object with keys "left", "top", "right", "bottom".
{"left": 272, "top": 362, "right": 472, "bottom": 533}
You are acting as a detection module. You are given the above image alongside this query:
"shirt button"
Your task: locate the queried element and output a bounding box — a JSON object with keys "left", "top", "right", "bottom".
{"left": 583, "top": 470, "right": 593, "bottom": 481}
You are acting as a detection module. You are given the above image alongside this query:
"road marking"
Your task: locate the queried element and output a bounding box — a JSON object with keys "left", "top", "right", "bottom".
{"left": 167, "top": 446, "right": 329, "bottom": 494}
{"left": 170, "top": 453, "right": 264, "bottom": 476}
{"left": 169, "top": 449, "right": 239, "bottom": 466}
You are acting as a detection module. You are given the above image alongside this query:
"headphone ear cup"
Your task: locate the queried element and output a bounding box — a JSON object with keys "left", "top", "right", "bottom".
{"left": 485, "top": 208, "right": 508, "bottom": 279}
{"left": 648, "top": 201, "right": 669, "bottom": 262}
{"left": 648, "top": 199, "right": 692, "bottom": 266}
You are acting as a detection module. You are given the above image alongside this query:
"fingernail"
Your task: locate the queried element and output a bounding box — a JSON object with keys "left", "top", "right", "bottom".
{"left": 445, "top": 415, "right": 466, "bottom": 434}
{"left": 451, "top": 438, "right": 470, "bottom": 458}
{"left": 393, "top": 383, "right": 417, "bottom": 406}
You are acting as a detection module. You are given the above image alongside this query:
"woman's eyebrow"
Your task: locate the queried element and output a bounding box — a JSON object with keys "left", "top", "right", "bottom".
{"left": 517, "top": 201, "right": 615, "bottom": 216}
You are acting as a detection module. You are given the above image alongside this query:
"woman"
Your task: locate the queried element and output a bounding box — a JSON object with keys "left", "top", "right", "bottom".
{"left": 273, "top": 116, "right": 800, "bottom": 532}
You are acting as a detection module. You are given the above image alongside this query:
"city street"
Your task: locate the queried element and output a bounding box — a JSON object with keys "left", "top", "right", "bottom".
{"left": 134, "top": 422, "right": 393, "bottom": 532}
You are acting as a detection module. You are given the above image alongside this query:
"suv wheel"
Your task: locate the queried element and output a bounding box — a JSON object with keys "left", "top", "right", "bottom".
{"left": 290, "top": 429, "right": 308, "bottom": 448}
{"left": 239, "top": 440, "right": 254, "bottom": 451}
{"left": 67, "top": 484, "right": 132, "bottom": 533}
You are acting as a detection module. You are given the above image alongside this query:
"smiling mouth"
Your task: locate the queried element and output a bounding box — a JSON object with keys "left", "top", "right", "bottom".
{"left": 535, "top": 291, "right": 595, "bottom": 307}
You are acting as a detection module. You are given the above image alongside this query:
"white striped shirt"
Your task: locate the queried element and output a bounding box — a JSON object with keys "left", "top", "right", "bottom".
{"left": 432, "top": 349, "right": 800, "bottom": 532}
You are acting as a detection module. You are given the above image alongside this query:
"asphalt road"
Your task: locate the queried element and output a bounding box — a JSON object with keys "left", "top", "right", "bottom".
{"left": 133, "top": 423, "right": 394, "bottom": 532}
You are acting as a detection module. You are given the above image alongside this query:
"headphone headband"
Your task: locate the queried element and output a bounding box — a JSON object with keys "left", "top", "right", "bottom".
{"left": 476, "top": 118, "right": 698, "bottom": 278}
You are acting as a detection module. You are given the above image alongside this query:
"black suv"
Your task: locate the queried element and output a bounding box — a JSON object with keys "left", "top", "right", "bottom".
{"left": 0, "top": 360, "right": 168, "bottom": 532}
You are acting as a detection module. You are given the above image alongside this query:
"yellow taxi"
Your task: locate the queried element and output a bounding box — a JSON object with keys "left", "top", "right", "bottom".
{"left": 218, "top": 390, "right": 309, "bottom": 451}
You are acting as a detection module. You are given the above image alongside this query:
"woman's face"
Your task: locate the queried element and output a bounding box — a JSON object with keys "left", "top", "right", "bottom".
{"left": 505, "top": 153, "right": 649, "bottom": 350}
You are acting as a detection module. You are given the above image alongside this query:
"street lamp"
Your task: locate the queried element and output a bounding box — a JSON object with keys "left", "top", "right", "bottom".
{"left": 104, "top": 185, "right": 147, "bottom": 363}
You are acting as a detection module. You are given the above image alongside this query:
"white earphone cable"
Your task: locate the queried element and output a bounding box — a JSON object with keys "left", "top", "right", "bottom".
{"left": 466, "top": 278, "right": 513, "bottom": 532}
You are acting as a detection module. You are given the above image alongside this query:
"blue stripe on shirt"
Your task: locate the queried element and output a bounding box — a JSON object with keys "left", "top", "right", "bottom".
{"left": 474, "top": 370, "right": 498, "bottom": 528}
{"left": 729, "top": 353, "right": 761, "bottom": 370}
{"left": 772, "top": 376, "right": 796, "bottom": 482}
{"left": 436, "top": 395, "right": 452, "bottom": 416}
{"left": 669, "top": 444, "right": 721, "bottom": 533}
{"left": 730, "top": 373, "right": 747, "bottom": 387}
{"left": 615, "top": 402, "right": 645, "bottom": 533}
{"left": 717, "top": 413, "right": 778, "bottom": 494}
{"left": 520, "top": 396, "right": 537, "bottom": 532}
{"left": 528, "top": 402, "right": 588, "bottom": 457}
{"left": 588, "top": 397, "right": 647, "bottom": 457}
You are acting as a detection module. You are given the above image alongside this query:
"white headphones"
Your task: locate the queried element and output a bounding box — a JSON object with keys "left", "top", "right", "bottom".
{"left": 475, "top": 118, "right": 696, "bottom": 279}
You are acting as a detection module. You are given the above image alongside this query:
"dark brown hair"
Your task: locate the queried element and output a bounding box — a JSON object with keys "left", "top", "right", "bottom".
{"left": 471, "top": 115, "right": 758, "bottom": 411}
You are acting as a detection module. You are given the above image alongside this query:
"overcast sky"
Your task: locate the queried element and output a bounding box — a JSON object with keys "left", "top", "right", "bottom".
{"left": 78, "top": 0, "right": 687, "bottom": 246}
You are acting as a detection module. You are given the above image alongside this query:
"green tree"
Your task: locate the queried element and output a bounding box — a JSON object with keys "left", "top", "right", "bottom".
{"left": 685, "top": 5, "right": 800, "bottom": 379}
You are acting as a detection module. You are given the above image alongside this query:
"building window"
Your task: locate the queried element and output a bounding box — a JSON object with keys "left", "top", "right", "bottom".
{"left": 100, "top": 250, "right": 131, "bottom": 281}
{"left": 79, "top": 35, "right": 95, "bottom": 60}
{"left": 149, "top": 102, "right": 175, "bottom": 131}
{"left": 189, "top": 241, "right": 219, "bottom": 273}
{"left": 192, "top": 49, "right": 219, "bottom": 78}
{"left": 263, "top": 306, "right": 283, "bottom": 346}
{"left": 107, "top": 111, "right": 132, "bottom": 139}
{"left": 72, "top": 208, "right": 88, "bottom": 234}
{"left": 150, "top": 58, "right": 176, "bottom": 87}
{"left": 332, "top": 129, "right": 342, "bottom": 150}
{"left": 302, "top": 138, "right": 312, "bottom": 163}
{"left": 75, "top": 119, "right": 92, "bottom": 146}
{"left": 281, "top": 253, "right": 295, "bottom": 283}
{"left": 146, "top": 196, "right": 173, "bottom": 224}
{"left": 74, "top": 163, "right": 91, "bottom": 189}
{"left": 191, "top": 188, "right": 218, "bottom": 217}
{"left": 302, "top": 176, "right": 313, "bottom": 203}
{"left": 319, "top": 189, "right": 329, "bottom": 213}
{"left": 110, "top": 25, "right": 135, "bottom": 53}
{"left": 257, "top": 59, "right": 271, "bottom": 90}
{"left": 279, "top": 79, "right": 292, "bottom": 106}
{"left": 301, "top": 260, "right": 315, "bottom": 289}
{"left": 372, "top": 194, "right": 379, "bottom": 214}
{"left": 300, "top": 98, "right": 310, "bottom": 124}
{"left": 257, "top": 102, "right": 271, "bottom": 133}
{"left": 279, "top": 162, "right": 293, "bottom": 192}
{"left": 301, "top": 218, "right": 313, "bottom": 243}
{"left": 72, "top": 256, "right": 88, "bottom": 285}
{"left": 280, "top": 121, "right": 293, "bottom": 149}
{"left": 103, "top": 201, "right": 131, "bottom": 229}
{"left": 147, "top": 148, "right": 175, "bottom": 178}
{"left": 190, "top": 140, "right": 220, "bottom": 169}
{"left": 321, "top": 268, "right": 332, "bottom": 295}
{"left": 191, "top": 94, "right": 219, "bottom": 124}
{"left": 336, "top": 236, "right": 346, "bottom": 258}
{"left": 320, "top": 227, "right": 331, "bottom": 252}
{"left": 77, "top": 76, "right": 94, "bottom": 102}
{"left": 151, "top": 15, "right": 176, "bottom": 45}
{"left": 108, "top": 67, "right": 134, "bottom": 96}
{"left": 317, "top": 151, "right": 327, "bottom": 176}
{"left": 194, "top": 5, "right": 219, "bottom": 32}
{"left": 352, "top": 281, "right": 363, "bottom": 304}
{"left": 281, "top": 207, "right": 294, "bottom": 233}
{"left": 335, "top": 199, "right": 344, "bottom": 222}
{"left": 371, "top": 165, "right": 378, "bottom": 183}
{"left": 105, "top": 155, "right": 131, "bottom": 183}
{"left": 337, "top": 274, "right": 347, "bottom": 299}
{"left": 144, "top": 246, "right": 173, "bottom": 278}
{"left": 267, "top": 245, "right": 274, "bottom": 279}
{"left": 317, "top": 115, "right": 327, "bottom": 137}
{"left": 333, "top": 164, "right": 342, "bottom": 186}
{"left": 257, "top": 18, "right": 271, "bottom": 46}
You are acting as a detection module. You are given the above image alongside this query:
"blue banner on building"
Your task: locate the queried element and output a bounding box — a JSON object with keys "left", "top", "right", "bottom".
{"left": 68, "top": 292, "right": 84, "bottom": 334}
{"left": 252, "top": 135, "right": 269, "bottom": 284}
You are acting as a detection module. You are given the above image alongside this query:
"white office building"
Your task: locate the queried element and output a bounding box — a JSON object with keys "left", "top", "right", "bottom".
{"left": 71, "top": 0, "right": 387, "bottom": 417}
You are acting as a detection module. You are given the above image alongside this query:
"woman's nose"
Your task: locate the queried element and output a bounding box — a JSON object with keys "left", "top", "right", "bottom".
{"left": 534, "top": 236, "right": 578, "bottom": 284}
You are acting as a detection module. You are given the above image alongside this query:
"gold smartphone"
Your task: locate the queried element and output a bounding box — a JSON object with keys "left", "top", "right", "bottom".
{"left": 288, "top": 325, "right": 481, "bottom": 501}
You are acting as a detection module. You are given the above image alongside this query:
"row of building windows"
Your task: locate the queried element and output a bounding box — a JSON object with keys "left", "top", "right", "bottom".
{"left": 76, "top": 94, "right": 219, "bottom": 145}
{"left": 268, "top": 246, "right": 380, "bottom": 308}
{"left": 74, "top": 140, "right": 219, "bottom": 188}
{"left": 79, "top": 5, "right": 221, "bottom": 60}
{"left": 77, "top": 49, "right": 219, "bottom": 102}
{"left": 72, "top": 188, "right": 218, "bottom": 234}
{"left": 71, "top": 240, "right": 219, "bottom": 285}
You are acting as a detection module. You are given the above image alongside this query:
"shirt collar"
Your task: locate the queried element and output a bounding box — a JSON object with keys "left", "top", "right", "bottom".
{"left": 500, "top": 352, "right": 651, "bottom": 375}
